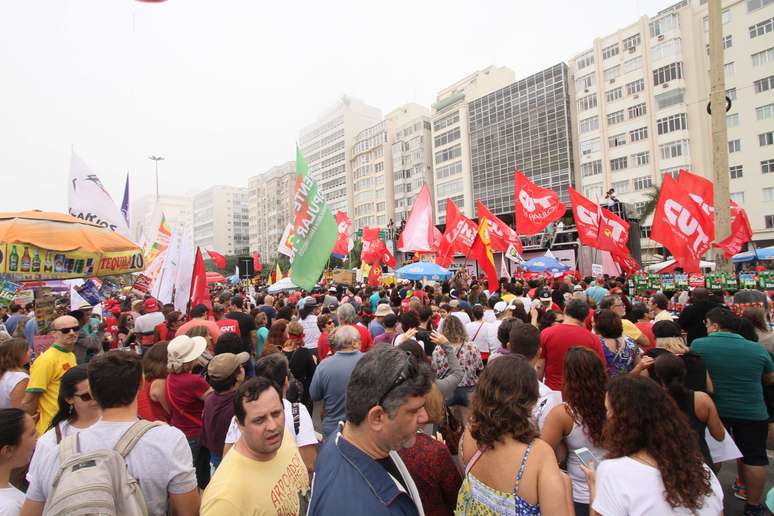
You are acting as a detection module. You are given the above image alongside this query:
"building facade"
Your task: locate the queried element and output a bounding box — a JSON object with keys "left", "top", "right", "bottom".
{"left": 130, "top": 194, "right": 193, "bottom": 248}
{"left": 570, "top": 0, "right": 774, "bottom": 246}
{"left": 391, "top": 106, "right": 433, "bottom": 223}
{"left": 247, "top": 161, "right": 295, "bottom": 263}
{"left": 192, "top": 185, "right": 249, "bottom": 256}
{"left": 468, "top": 63, "right": 576, "bottom": 219}
{"left": 298, "top": 96, "right": 382, "bottom": 216}
{"left": 430, "top": 66, "right": 516, "bottom": 223}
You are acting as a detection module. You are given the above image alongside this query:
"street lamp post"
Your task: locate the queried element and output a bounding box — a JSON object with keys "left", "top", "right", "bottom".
{"left": 148, "top": 155, "right": 164, "bottom": 200}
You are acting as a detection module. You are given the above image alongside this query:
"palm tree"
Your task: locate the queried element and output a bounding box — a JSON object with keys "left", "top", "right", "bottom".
{"left": 639, "top": 183, "right": 662, "bottom": 221}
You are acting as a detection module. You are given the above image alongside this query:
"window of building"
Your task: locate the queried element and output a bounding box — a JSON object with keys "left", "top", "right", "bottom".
{"left": 576, "top": 73, "right": 595, "bottom": 91}
{"left": 634, "top": 176, "right": 653, "bottom": 191}
{"left": 755, "top": 75, "right": 774, "bottom": 93}
{"left": 374, "top": 162, "right": 384, "bottom": 173}
{"left": 611, "top": 156, "right": 628, "bottom": 171}
{"left": 437, "top": 179, "right": 463, "bottom": 198}
{"left": 612, "top": 180, "right": 630, "bottom": 194}
{"left": 579, "top": 116, "right": 599, "bottom": 133}
{"left": 577, "top": 94, "right": 598, "bottom": 112}
{"left": 628, "top": 103, "right": 647, "bottom": 118}
{"left": 581, "top": 160, "right": 603, "bottom": 177}
{"left": 725, "top": 62, "right": 735, "bottom": 78}
{"left": 727, "top": 113, "right": 739, "bottom": 127}
{"left": 760, "top": 131, "right": 774, "bottom": 146}
{"left": 662, "top": 166, "right": 687, "bottom": 179}
{"left": 729, "top": 139, "right": 741, "bottom": 153}
{"left": 604, "top": 66, "right": 621, "bottom": 81}
{"left": 653, "top": 62, "right": 683, "bottom": 86}
{"left": 753, "top": 47, "right": 774, "bottom": 67}
{"left": 763, "top": 159, "right": 774, "bottom": 174}
{"left": 657, "top": 113, "right": 688, "bottom": 135}
{"left": 436, "top": 161, "right": 463, "bottom": 179}
{"left": 731, "top": 192, "right": 745, "bottom": 204}
{"left": 749, "top": 18, "right": 773, "bottom": 40}
{"left": 609, "top": 133, "right": 627, "bottom": 147}
{"left": 603, "top": 44, "right": 620, "bottom": 59}
{"left": 652, "top": 38, "right": 682, "bottom": 61}
{"left": 655, "top": 88, "right": 685, "bottom": 110}
{"left": 727, "top": 87, "right": 737, "bottom": 101}
{"left": 623, "top": 33, "right": 641, "bottom": 51}
{"left": 435, "top": 143, "right": 461, "bottom": 164}
{"left": 622, "top": 56, "right": 643, "bottom": 74}
{"left": 630, "top": 126, "right": 648, "bottom": 142}
{"left": 577, "top": 52, "right": 595, "bottom": 70}
{"left": 730, "top": 165, "right": 744, "bottom": 179}
{"left": 607, "top": 110, "right": 625, "bottom": 125}
{"left": 433, "top": 127, "right": 460, "bottom": 147}
{"left": 625, "top": 78, "right": 645, "bottom": 96}
{"left": 763, "top": 188, "right": 774, "bottom": 202}
{"left": 702, "top": 10, "right": 731, "bottom": 31}
{"left": 660, "top": 139, "right": 689, "bottom": 160}
{"left": 584, "top": 185, "right": 604, "bottom": 200}
{"left": 632, "top": 151, "right": 650, "bottom": 167}
{"left": 724, "top": 35, "right": 734, "bottom": 49}
{"left": 433, "top": 112, "right": 460, "bottom": 131}
{"left": 748, "top": 0, "right": 774, "bottom": 11}
{"left": 766, "top": 215, "right": 774, "bottom": 229}
{"left": 650, "top": 13, "right": 679, "bottom": 37}
{"left": 641, "top": 225, "right": 652, "bottom": 238}
{"left": 580, "top": 138, "right": 601, "bottom": 155}
{"left": 757, "top": 103, "right": 774, "bottom": 120}
{"left": 606, "top": 87, "right": 623, "bottom": 102}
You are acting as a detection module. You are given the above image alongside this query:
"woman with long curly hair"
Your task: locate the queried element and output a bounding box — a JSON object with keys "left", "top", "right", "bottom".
{"left": 541, "top": 347, "right": 607, "bottom": 516}
{"left": 457, "top": 355, "right": 572, "bottom": 515}
{"left": 262, "top": 319, "right": 288, "bottom": 356}
{"left": 585, "top": 375, "right": 723, "bottom": 515}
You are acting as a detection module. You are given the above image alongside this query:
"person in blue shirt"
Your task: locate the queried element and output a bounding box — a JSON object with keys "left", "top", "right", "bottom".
{"left": 308, "top": 346, "right": 433, "bottom": 516}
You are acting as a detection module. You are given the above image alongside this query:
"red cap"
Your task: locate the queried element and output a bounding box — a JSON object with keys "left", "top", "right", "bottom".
{"left": 144, "top": 298, "right": 159, "bottom": 312}
{"left": 111, "top": 306, "right": 122, "bottom": 315}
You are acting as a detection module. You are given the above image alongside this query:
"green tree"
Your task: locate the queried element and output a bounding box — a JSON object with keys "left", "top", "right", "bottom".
{"left": 639, "top": 183, "right": 662, "bottom": 221}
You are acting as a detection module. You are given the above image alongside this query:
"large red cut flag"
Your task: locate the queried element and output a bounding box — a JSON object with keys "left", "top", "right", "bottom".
{"left": 252, "top": 251, "right": 262, "bottom": 272}
{"left": 470, "top": 219, "right": 499, "bottom": 293}
{"left": 189, "top": 247, "right": 212, "bottom": 314}
{"left": 596, "top": 204, "right": 631, "bottom": 259}
{"left": 569, "top": 187, "right": 601, "bottom": 246}
{"left": 206, "top": 250, "right": 226, "bottom": 269}
{"left": 367, "top": 263, "right": 383, "bottom": 287}
{"left": 716, "top": 204, "right": 754, "bottom": 258}
{"left": 651, "top": 175, "right": 712, "bottom": 272}
{"left": 333, "top": 211, "right": 352, "bottom": 256}
{"left": 437, "top": 199, "right": 477, "bottom": 267}
{"left": 398, "top": 184, "right": 435, "bottom": 252}
{"left": 514, "top": 171, "right": 566, "bottom": 235}
{"left": 612, "top": 252, "right": 640, "bottom": 274}
{"left": 476, "top": 201, "right": 522, "bottom": 253}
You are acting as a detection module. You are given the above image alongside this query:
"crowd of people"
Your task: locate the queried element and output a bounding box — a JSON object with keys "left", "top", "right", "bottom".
{"left": 0, "top": 271, "right": 773, "bottom": 515}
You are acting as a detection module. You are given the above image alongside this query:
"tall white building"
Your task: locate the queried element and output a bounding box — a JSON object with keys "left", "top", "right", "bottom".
{"left": 430, "top": 66, "right": 516, "bottom": 223}
{"left": 299, "top": 96, "right": 382, "bottom": 215}
{"left": 130, "top": 194, "right": 193, "bottom": 247}
{"left": 192, "top": 185, "right": 249, "bottom": 256}
{"left": 391, "top": 106, "right": 434, "bottom": 223}
{"left": 247, "top": 161, "right": 295, "bottom": 263}
{"left": 570, "top": 0, "right": 774, "bottom": 247}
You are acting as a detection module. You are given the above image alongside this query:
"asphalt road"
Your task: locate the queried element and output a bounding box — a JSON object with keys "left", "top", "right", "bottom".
{"left": 717, "top": 454, "right": 774, "bottom": 515}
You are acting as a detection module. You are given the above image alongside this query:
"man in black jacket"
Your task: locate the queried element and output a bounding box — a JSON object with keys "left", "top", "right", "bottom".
{"left": 677, "top": 288, "right": 724, "bottom": 344}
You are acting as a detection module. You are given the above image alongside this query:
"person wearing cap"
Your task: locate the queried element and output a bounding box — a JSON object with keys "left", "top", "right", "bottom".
{"left": 322, "top": 287, "right": 338, "bottom": 309}
{"left": 298, "top": 296, "right": 321, "bottom": 359}
{"left": 104, "top": 305, "right": 121, "bottom": 349}
{"left": 369, "top": 303, "right": 392, "bottom": 339}
{"left": 200, "top": 352, "right": 249, "bottom": 471}
{"left": 175, "top": 304, "right": 223, "bottom": 344}
{"left": 133, "top": 298, "right": 166, "bottom": 351}
{"left": 166, "top": 334, "right": 213, "bottom": 489}
{"left": 212, "top": 303, "right": 241, "bottom": 336}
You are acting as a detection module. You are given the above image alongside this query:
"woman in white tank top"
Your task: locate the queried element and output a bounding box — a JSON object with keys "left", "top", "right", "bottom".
{"left": 0, "top": 338, "right": 30, "bottom": 409}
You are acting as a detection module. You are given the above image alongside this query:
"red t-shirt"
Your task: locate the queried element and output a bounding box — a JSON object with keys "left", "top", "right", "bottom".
{"left": 216, "top": 319, "right": 241, "bottom": 336}
{"left": 635, "top": 321, "right": 656, "bottom": 352}
{"left": 317, "top": 333, "right": 331, "bottom": 361}
{"left": 540, "top": 323, "right": 605, "bottom": 391}
{"left": 105, "top": 316, "right": 119, "bottom": 348}
{"left": 166, "top": 372, "right": 209, "bottom": 439}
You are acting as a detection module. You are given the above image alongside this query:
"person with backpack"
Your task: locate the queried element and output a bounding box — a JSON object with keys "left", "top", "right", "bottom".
{"left": 21, "top": 350, "right": 199, "bottom": 516}
{"left": 0, "top": 408, "right": 37, "bottom": 515}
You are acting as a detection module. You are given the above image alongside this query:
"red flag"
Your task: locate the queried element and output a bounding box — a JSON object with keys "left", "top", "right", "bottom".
{"left": 190, "top": 247, "right": 212, "bottom": 314}
{"left": 361, "top": 227, "right": 383, "bottom": 265}
{"left": 612, "top": 252, "right": 641, "bottom": 274}
{"left": 716, "top": 204, "right": 753, "bottom": 258}
{"left": 476, "top": 201, "right": 522, "bottom": 254}
{"left": 333, "top": 211, "right": 352, "bottom": 256}
{"left": 596, "top": 204, "right": 631, "bottom": 259}
{"left": 514, "top": 171, "right": 565, "bottom": 235}
{"left": 432, "top": 227, "right": 442, "bottom": 252}
{"left": 398, "top": 184, "right": 435, "bottom": 252}
{"left": 470, "top": 219, "right": 499, "bottom": 293}
{"left": 206, "top": 249, "right": 226, "bottom": 269}
{"left": 437, "top": 199, "right": 477, "bottom": 267}
{"left": 651, "top": 175, "right": 712, "bottom": 272}
{"left": 569, "top": 187, "right": 602, "bottom": 246}
{"left": 367, "top": 263, "right": 382, "bottom": 287}
{"left": 251, "top": 251, "right": 262, "bottom": 272}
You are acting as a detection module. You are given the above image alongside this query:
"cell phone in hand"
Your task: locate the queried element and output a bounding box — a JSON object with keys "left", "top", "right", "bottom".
{"left": 574, "top": 447, "right": 596, "bottom": 468}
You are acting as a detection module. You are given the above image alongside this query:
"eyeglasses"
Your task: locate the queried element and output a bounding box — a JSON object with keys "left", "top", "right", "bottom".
{"left": 57, "top": 327, "right": 80, "bottom": 334}
{"left": 72, "top": 391, "right": 93, "bottom": 402}
{"left": 377, "top": 353, "right": 413, "bottom": 407}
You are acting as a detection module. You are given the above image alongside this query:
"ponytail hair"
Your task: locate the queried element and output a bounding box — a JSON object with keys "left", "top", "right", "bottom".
{"left": 653, "top": 352, "right": 689, "bottom": 403}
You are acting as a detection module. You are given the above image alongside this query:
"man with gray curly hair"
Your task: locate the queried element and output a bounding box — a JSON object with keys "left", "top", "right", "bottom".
{"left": 309, "top": 325, "right": 363, "bottom": 439}
{"left": 308, "top": 346, "right": 432, "bottom": 515}
{"left": 337, "top": 303, "right": 373, "bottom": 353}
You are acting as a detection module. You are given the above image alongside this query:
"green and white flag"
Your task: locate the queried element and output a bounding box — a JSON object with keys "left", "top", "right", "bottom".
{"left": 290, "top": 145, "right": 338, "bottom": 291}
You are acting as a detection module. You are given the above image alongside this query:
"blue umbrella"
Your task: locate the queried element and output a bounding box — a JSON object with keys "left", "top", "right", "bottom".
{"left": 732, "top": 246, "right": 774, "bottom": 264}
{"left": 523, "top": 256, "right": 569, "bottom": 274}
{"left": 395, "top": 262, "right": 452, "bottom": 281}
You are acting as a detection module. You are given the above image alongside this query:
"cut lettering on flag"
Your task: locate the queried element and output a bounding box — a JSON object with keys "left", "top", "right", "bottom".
{"left": 569, "top": 187, "right": 631, "bottom": 259}
{"left": 290, "top": 145, "right": 338, "bottom": 291}
{"left": 206, "top": 250, "right": 226, "bottom": 269}
{"left": 651, "top": 175, "right": 712, "bottom": 272}
{"left": 476, "top": 201, "right": 522, "bottom": 254}
{"left": 470, "top": 219, "right": 499, "bottom": 293}
{"left": 514, "top": 171, "right": 565, "bottom": 235}
{"left": 437, "top": 199, "right": 477, "bottom": 267}
{"left": 68, "top": 152, "right": 131, "bottom": 237}
{"left": 398, "top": 184, "right": 436, "bottom": 252}
{"left": 333, "top": 212, "right": 353, "bottom": 257}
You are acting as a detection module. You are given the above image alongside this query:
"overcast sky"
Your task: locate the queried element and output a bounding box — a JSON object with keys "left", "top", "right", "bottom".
{"left": 1, "top": 0, "right": 669, "bottom": 213}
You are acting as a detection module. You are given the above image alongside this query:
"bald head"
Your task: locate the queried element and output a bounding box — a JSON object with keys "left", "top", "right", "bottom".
{"left": 52, "top": 315, "right": 80, "bottom": 349}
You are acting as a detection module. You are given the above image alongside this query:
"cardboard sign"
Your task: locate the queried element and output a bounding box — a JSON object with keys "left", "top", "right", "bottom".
{"left": 688, "top": 273, "right": 706, "bottom": 288}
{"left": 759, "top": 271, "right": 774, "bottom": 289}
{"left": 591, "top": 264, "right": 603, "bottom": 277}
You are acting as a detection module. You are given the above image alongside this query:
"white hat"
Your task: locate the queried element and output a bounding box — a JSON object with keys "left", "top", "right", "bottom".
{"left": 168, "top": 335, "right": 207, "bottom": 366}
{"left": 493, "top": 301, "right": 508, "bottom": 315}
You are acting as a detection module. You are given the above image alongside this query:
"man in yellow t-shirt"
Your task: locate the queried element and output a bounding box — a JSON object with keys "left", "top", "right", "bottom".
{"left": 22, "top": 315, "right": 79, "bottom": 434}
{"left": 201, "top": 376, "right": 309, "bottom": 516}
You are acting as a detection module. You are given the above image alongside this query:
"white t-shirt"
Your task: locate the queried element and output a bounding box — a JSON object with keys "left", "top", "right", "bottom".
{"left": 133, "top": 311, "right": 165, "bottom": 335}
{"left": 464, "top": 320, "right": 500, "bottom": 355}
{"left": 300, "top": 315, "right": 321, "bottom": 350}
{"left": 26, "top": 420, "right": 197, "bottom": 516}
{"left": 224, "top": 399, "right": 317, "bottom": 448}
{"left": 592, "top": 456, "right": 723, "bottom": 516}
{"left": 0, "top": 486, "right": 25, "bottom": 516}
{"left": 26, "top": 421, "right": 86, "bottom": 483}
{"left": 533, "top": 381, "right": 562, "bottom": 432}
{"left": 0, "top": 371, "right": 28, "bottom": 409}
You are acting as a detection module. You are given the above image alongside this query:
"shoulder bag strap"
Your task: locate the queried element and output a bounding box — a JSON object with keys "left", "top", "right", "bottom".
{"left": 472, "top": 322, "right": 485, "bottom": 342}
{"left": 115, "top": 420, "right": 163, "bottom": 458}
{"left": 292, "top": 402, "right": 300, "bottom": 436}
{"left": 55, "top": 423, "right": 63, "bottom": 444}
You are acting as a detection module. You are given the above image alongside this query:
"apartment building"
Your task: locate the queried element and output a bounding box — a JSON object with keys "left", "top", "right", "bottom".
{"left": 130, "top": 194, "right": 193, "bottom": 248}
{"left": 391, "top": 107, "right": 434, "bottom": 223}
{"left": 192, "top": 185, "right": 249, "bottom": 256}
{"left": 247, "top": 161, "right": 295, "bottom": 263}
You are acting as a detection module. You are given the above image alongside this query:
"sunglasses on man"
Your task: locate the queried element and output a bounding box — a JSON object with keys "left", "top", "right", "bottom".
{"left": 57, "top": 326, "right": 80, "bottom": 334}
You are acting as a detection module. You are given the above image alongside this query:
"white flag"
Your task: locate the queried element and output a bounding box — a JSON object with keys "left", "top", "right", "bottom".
{"left": 152, "top": 227, "right": 181, "bottom": 304}
{"left": 278, "top": 224, "right": 294, "bottom": 257}
{"left": 173, "top": 228, "right": 196, "bottom": 312}
{"left": 68, "top": 152, "right": 131, "bottom": 237}
{"left": 500, "top": 255, "right": 510, "bottom": 280}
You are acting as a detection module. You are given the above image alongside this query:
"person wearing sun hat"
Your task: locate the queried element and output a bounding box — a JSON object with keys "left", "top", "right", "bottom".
{"left": 166, "top": 335, "right": 213, "bottom": 489}
{"left": 368, "top": 303, "right": 393, "bottom": 339}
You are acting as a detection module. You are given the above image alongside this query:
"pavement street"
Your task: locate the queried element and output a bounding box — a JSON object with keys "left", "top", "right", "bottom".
{"left": 717, "top": 453, "right": 774, "bottom": 515}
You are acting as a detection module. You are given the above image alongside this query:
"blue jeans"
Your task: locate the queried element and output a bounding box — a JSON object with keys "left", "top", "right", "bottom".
{"left": 187, "top": 438, "right": 210, "bottom": 489}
